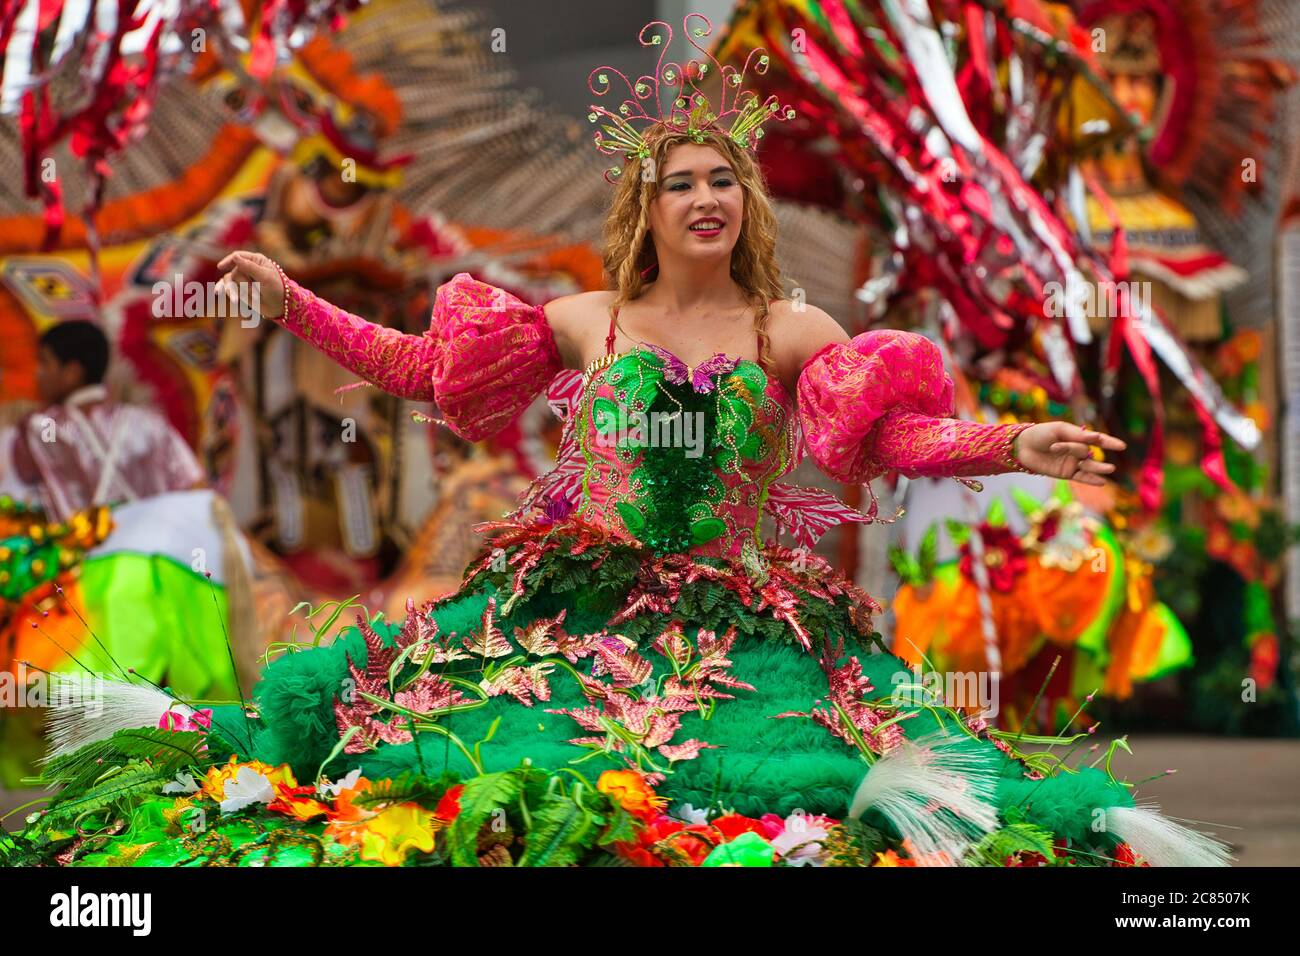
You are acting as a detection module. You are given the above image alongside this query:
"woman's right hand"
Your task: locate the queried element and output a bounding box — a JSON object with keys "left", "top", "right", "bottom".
{"left": 217, "top": 250, "right": 285, "bottom": 320}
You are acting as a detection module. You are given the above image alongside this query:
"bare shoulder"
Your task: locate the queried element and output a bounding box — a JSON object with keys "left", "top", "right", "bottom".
{"left": 543, "top": 288, "right": 616, "bottom": 321}
{"left": 765, "top": 298, "right": 850, "bottom": 387}
{"left": 543, "top": 289, "right": 617, "bottom": 368}
{"left": 766, "top": 298, "right": 847, "bottom": 342}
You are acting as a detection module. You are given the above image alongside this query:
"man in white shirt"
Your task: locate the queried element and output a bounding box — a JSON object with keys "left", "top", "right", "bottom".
{"left": 7, "top": 321, "right": 205, "bottom": 519}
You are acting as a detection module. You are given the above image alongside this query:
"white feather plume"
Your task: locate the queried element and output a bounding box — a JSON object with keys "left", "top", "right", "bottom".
{"left": 849, "top": 733, "right": 1001, "bottom": 866}
{"left": 42, "top": 674, "right": 196, "bottom": 764}
{"left": 1105, "top": 805, "right": 1234, "bottom": 867}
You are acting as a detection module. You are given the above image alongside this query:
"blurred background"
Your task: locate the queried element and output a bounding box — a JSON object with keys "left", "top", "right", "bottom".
{"left": 1, "top": 0, "right": 1298, "bottom": 863}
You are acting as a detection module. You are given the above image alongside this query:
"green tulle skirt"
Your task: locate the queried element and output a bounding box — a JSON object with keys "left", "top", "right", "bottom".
{"left": 7, "top": 523, "right": 1159, "bottom": 867}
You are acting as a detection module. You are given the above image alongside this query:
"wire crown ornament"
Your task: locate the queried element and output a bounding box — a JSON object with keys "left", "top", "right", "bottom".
{"left": 586, "top": 13, "right": 796, "bottom": 184}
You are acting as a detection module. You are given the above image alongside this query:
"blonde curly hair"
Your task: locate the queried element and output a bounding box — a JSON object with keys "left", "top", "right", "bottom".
{"left": 600, "top": 127, "right": 785, "bottom": 370}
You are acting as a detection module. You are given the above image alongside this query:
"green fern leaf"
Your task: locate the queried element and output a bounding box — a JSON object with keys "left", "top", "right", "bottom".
{"left": 43, "top": 763, "right": 173, "bottom": 822}
{"left": 967, "top": 821, "right": 1057, "bottom": 866}
{"left": 111, "top": 728, "right": 207, "bottom": 770}
{"left": 518, "top": 792, "right": 597, "bottom": 867}
{"left": 446, "top": 769, "right": 529, "bottom": 867}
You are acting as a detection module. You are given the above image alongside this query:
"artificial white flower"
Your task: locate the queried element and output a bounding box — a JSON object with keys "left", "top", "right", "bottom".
{"left": 317, "top": 767, "right": 363, "bottom": 799}
{"left": 162, "top": 771, "right": 199, "bottom": 794}
{"left": 219, "top": 766, "right": 275, "bottom": 814}
{"left": 674, "top": 803, "right": 711, "bottom": 825}
{"left": 770, "top": 813, "right": 830, "bottom": 867}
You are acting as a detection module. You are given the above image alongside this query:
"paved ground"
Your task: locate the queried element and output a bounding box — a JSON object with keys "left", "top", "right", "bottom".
{"left": 1112, "top": 736, "right": 1300, "bottom": 867}
{"left": 2, "top": 734, "right": 1296, "bottom": 865}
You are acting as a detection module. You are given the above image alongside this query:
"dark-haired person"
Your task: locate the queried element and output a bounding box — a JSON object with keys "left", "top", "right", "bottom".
{"left": 0, "top": 321, "right": 256, "bottom": 786}
{"left": 8, "top": 320, "right": 205, "bottom": 518}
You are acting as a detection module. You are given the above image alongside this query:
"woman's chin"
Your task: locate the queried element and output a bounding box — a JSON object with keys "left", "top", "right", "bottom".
{"left": 676, "top": 239, "right": 737, "bottom": 261}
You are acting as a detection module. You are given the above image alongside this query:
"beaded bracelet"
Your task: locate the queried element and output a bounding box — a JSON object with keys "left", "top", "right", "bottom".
{"left": 1001, "top": 423, "right": 1035, "bottom": 474}
{"left": 271, "top": 260, "right": 290, "bottom": 320}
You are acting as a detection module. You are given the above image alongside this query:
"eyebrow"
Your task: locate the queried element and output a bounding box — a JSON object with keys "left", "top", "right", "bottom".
{"left": 662, "top": 165, "right": 734, "bottom": 181}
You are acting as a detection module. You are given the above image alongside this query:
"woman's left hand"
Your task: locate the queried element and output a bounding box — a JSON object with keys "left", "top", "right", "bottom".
{"left": 1014, "top": 422, "right": 1126, "bottom": 486}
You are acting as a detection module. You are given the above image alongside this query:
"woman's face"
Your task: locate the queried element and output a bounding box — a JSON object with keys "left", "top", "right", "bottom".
{"left": 647, "top": 143, "right": 744, "bottom": 264}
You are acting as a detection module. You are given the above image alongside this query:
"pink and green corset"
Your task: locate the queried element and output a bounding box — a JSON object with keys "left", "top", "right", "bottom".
{"left": 277, "top": 271, "right": 1030, "bottom": 556}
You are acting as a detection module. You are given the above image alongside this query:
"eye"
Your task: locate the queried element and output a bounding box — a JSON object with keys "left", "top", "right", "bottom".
{"left": 712, "top": 177, "right": 735, "bottom": 188}
{"left": 666, "top": 181, "right": 691, "bottom": 191}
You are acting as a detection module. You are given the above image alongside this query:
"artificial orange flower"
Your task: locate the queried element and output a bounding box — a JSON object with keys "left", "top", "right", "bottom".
{"left": 1245, "top": 401, "right": 1271, "bottom": 431}
{"left": 873, "top": 849, "right": 916, "bottom": 867}
{"left": 267, "top": 785, "right": 330, "bottom": 821}
{"left": 597, "top": 770, "right": 668, "bottom": 821}
{"left": 899, "top": 838, "right": 954, "bottom": 866}
{"left": 329, "top": 775, "right": 377, "bottom": 823}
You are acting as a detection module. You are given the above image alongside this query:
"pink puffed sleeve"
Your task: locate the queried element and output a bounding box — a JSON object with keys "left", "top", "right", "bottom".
{"left": 277, "top": 272, "right": 561, "bottom": 440}
{"left": 797, "top": 330, "right": 1030, "bottom": 483}
{"left": 426, "top": 272, "right": 563, "bottom": 441}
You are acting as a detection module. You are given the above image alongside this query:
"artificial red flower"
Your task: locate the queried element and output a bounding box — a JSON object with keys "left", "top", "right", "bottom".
{"left": 958, "top": 524, "right": 1027, "bottom": 593}
{"left": 712, "top": 814, "right": 779, "bottom": 842}
{"left": 613, "top": 812, "right": 715, "bottom": 867}
{"left": 434, "top": 784, "right": 464, "bottom": 823}
{"left": 1250, "top": 634, "right": 1280, "bottom": 693}
{"left": 1112, "top": 843, "right": 1151, "bottom": 867}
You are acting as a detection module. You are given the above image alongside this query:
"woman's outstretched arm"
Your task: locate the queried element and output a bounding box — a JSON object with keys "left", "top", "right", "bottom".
{"left": 767, "top": 300, "right": 1125, "bottom": 483}
{"left": 219, "top": 251, "right": 568, "bottom": 441}
{"left": 217, "top": 250, "right": 438, "bottom": 401}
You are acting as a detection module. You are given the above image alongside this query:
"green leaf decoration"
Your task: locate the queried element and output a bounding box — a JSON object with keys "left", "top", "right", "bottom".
{"left": 616, "top": 502, "right": 646, "bottom": 534}
{"left": 591, "top": 396, "right": 625, "bottom": 435}
{"left": 821, "top": 817, "right": 889, "bottom": 867}
{"left": 608, "top": 353, "right": 664, "bottom": 412}
{"left": 1052, "top": 479, "right": 1073, "bottom": 504}
{"left": 111, "top": 728, "right": 207, "bottom": 770}
{"left": 728, "top": 363, "right": 766, "bottom": 398}
{"left": 626, "top": 380, "right": 659, "bottom": 414}
{"left": 39, "top": 738, "right": 128, "bottom": 792}
{"left": 986, "top": 498, "right": 1007, "bottom": 527}
{"left": 888, "top": 545, "right": 916, "bottom": 583}
{"left": 518, "top": 790, "right": 598, "bottom": 867}
{"left": 690, "top": 517, "right": 727, "bottom": 544}
{"left": 685, "top": 502, "right": 714, "bottom": 523}
{"left": 446, "top": 769, "right": 529, "bottom": 867}
{"left": 736, "top": 432, "right": 764, "bottom": 460}
{"left": 917, "top": 525, "right": 938, "bottom": 582}
{"left": 1010, "top": 487, "right": 1042, "bottom": 520}
{"left": 966, "top": 821, "right": 1057, "bottom": 867}
{"left": 352, "top": 771, "right": 458, "bottom": 810}
{"left": 42, "top": 762, "right": 175, "bottom": 823}
{"left": 39, "top": 728, "right": 209, "bottom": 800}
{"left": 945, "top": 519, "right": 971, "bottom": 546}
{"left": 596, "top": 804, "right": 641, "bottom": 848}
{"left": 718, "top": 393, "right": 754, "bottom": 439}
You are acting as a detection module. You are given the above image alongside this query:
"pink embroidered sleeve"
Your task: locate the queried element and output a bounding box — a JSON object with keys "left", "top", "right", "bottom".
{"left": 280, "top": 278, "right": 439, "bottom": 402}
{"left": 797, "top": 329, "right": 1030, "bottom": 483}
{"left": 278, "top": 272, "right": 561, "bottom": 441}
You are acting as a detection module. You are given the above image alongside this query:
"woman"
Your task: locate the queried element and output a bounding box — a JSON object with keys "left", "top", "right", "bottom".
{"left": 15, "top": 17, "right": 1225, "bottom": 867}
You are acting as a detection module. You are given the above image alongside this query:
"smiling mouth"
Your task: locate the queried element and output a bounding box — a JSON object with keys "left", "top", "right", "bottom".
{"left": 689, "top": 219, "right": 724, "bottom": 233}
